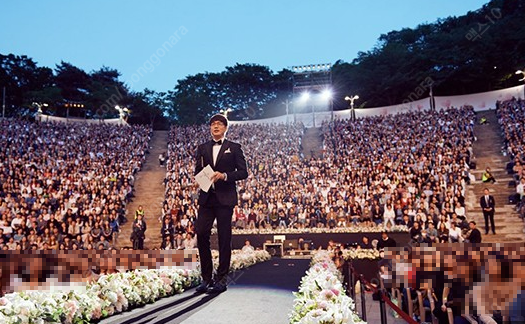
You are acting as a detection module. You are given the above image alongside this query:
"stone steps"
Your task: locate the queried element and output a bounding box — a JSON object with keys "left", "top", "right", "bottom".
{"left": 117, "top": 131, "right": 168, "bottom": 249}
{"left": 301, "top": 127, "right": 323, "bottom": 159}
{"left": 465, "top": 110, "right": 524, "bottom": 242}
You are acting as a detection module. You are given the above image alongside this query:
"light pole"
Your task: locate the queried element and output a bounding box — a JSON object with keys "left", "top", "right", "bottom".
{"left": 282, "top": 99, "right": 291, "bottom": 124}
{"left": 299, "top": 92, "right": 311, "bottom": 126}
{"left": 2, "top": 87, "right": 5, "bottom": 118}
{"left": 220, "top": 108, "right": 233, "bottom": 118}
{"left": 344, "top": 95, "right": 359, "bottom": 122}
{"left": 115, "top": 105, "right": 130, "bottom": 122}
{"left": 33, "top": 102, "right": 48, "bottom": 120}
{"left": 517, "top": 70, "right": 525, "bottom": 99}
{"left": 321, "top": 89, "right": 333, "bottom": 121}
{"left": 516, "top": 69, "right": 525, "bottom": 81}
{"left": 429, "top": 84, "right": 435, "bottom": 111}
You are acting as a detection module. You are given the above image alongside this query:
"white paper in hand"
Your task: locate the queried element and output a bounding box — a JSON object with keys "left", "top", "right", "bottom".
{"left": 195, "top": 165, "right": 215, "bottom": 192}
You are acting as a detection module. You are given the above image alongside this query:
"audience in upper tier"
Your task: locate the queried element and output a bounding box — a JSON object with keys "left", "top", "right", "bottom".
{"left": 497, "top": 98, "right": 525, "bottom": 219}
{"left": 8, "top": 101, "right": 520, "bottom": 250}
{"left": 0, "top": 119, "right": 152, "bottom": 251}
{"left": 161, "top": 107, "right": 478, "bottom": 247}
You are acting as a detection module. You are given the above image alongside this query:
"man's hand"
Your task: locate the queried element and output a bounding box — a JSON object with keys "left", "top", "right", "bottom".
{"left": 210, "top": 171, "right": 226, "bottom": 183}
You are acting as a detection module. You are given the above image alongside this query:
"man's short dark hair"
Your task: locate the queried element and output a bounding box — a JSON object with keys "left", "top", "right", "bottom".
{"left": 209, "top": 114, "right": 228, "bottom": 127}
{"left": 469, "top": 221, "right": 476, "bottom": 225}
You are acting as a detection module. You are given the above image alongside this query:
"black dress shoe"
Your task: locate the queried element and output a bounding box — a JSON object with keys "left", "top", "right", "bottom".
{"left": 195, "top": 280, "right": 213, "bottom": 293}
{"left": 207, "top": 281, "right": 227, "bottom": 294}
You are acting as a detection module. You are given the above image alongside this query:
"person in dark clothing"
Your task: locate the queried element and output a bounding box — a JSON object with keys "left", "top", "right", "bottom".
{"left": 465, "top": 221, "right": 482, "bottom": 243}
{"left": 377, "top": 231, "right": 397, "bottom": 250}
{"left": 510, "top": 290, "right": 525, "bottom": 323}
{"left": 358, "top": 236, "right": 372, "bottom": 249}
{"left": 433, "top": 278, "right": 471, "bottom": 324}
{"left": 130, "top": 214, "right": 146, "bottom": 249}
{"left": 410, "top": 222, "right": 422, "bottom": 243}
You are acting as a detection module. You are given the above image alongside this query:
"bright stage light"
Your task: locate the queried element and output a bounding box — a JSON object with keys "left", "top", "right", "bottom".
{"left": 300, "top": 92, "right": 310, "bottom": 101}
{"left": 321, "top": 89, "right": 332, "bottom": 100}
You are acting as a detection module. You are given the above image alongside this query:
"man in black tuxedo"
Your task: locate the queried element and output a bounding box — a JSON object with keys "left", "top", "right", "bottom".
{"left": 194, "top": 114, "right": 248, "bottom": 294}
{"left": 479, "top": 188, "right": 496, "bottom": 235}
{"left": 131, "top": 214, "right": 147, "bottom": 249}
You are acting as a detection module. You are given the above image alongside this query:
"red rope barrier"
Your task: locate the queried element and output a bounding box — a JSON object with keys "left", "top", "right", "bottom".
{"left": 381, "top": 293, "right": 419, "bottom": 324}
{"left": 349, "top": 264, "right": 418, "bottom": 324}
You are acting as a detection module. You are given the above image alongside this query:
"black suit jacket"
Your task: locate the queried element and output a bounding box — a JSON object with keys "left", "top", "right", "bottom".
{"left": 194, "top": 139, "right": 248, "bottom": 207}
{"left": 479, "top": 195, "right": 495, "bottom": 214}
{"left": 131, "top": 220, "right": 147, "bottom": 239}
{"left": 468, "top": 228, "right": 482, "bottom": 243}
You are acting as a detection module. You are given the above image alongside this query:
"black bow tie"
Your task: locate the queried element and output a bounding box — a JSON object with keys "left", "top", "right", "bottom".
{"left": 213, "top": 140, "right": 222, "bottom": 146}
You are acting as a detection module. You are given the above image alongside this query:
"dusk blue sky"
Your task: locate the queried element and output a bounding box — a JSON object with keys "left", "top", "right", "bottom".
{"left": 1, "top": 0, "right": 488, "bottom": 93}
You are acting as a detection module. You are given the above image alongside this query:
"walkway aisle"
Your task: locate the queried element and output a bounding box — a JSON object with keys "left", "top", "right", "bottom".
{"left": 466, "top": 110, "right": 524, "bottom": 242}
{"left": 118, "top": 130, "right": 169, "bottom": 249}
{"left": 99, "top": 258, "right": 310, "bottom": 324}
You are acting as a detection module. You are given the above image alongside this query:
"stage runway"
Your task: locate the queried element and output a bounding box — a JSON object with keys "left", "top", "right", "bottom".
{"left": 99, "top": 257, "right": 310, "bottom": 324}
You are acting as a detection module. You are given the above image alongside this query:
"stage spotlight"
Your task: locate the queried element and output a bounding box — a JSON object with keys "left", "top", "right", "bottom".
{"left": 300, "top": 92, "right": 310, "bottom": 102}
{"left": 321, "top": 89, "right": 332, "bottom": 100}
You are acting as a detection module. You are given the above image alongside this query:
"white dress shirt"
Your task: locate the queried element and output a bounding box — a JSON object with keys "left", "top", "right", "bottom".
{"left": 212, "top": 137, "right": 224, "bottom": 166}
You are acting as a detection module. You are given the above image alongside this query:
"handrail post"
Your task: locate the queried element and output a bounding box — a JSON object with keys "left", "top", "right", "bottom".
{"left": 348, "top": 263, "right": 355, "bottom": 301}
{"left": 379, "top": 289, "right": 388, "bottom": 324}
{"left": 360, "top": 276, "right": 367, "bottom": 321}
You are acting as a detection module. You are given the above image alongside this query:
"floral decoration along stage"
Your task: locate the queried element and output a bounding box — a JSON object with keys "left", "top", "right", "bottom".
{"left": 342, "top": 249, "right": 381, "bottom": 261}
{"left": 289, "top": 250, "right": 367, "bottom": 324}
{"left": 0, "top": 249, "right": 271, "bottom": 324}
{"left": 227, "top": 225, "right": 409, "bottom": 235}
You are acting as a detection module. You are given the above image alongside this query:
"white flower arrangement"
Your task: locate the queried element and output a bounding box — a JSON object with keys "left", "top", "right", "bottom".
{"left": 228, "top": 225, "right": 409, "bottom": 236}
{"left": 289, "top": 250, "right": 367, "bottom": 324}
{"left": 0, "top": 249, "right": 270, "bottom": 324}
{"left": 342, "top": 249, "right": 381, "bottom": 261}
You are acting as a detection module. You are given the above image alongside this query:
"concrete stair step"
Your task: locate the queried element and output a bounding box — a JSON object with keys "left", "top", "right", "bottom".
{"left": 467, "top": 111, "right": 525, "bottom": 242}
{"left": 482, "top": 236, "right": 525, "bottom": 243}
{"left": 117, "top": 131, "right": 168, "bottom": 249}
{"left": 301, "top": 127, "right": 323, "bottom": 159}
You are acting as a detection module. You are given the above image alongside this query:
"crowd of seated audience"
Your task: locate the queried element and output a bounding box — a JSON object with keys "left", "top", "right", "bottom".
{"left": 162, "top": 123, "right": 304, "bottom": 248}
{"left": 377, "top": 245, "right": 525, "bottom": 324}
{"left": 321, "top": 107, "right": 475, "bottom": 240}
{"left": 161, "top": 107, "right": 477, "bottom": 247}
{"left": 0, "top": 119, "right": 152, "bottom": 251}
{"left": 497, "top": 98, "right": 525, "bottom": 218}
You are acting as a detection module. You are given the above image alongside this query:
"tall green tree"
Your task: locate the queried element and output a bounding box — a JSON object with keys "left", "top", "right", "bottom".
{"left": 54, "top": 61, "right": 91, "bottom": 102}
{"left": 0, "top": 54, "right": 55, "bottom": 116}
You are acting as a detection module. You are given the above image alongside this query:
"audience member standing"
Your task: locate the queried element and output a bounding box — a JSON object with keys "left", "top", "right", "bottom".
{"left": 479, "top": 188, "right": 496, "bottom": 235}
{"left": 131, "top": 214, "right": 147, "bottom": 249}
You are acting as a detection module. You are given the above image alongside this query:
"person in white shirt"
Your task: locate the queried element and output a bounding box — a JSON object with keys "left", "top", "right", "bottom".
{"left": 448, "top": 222, "right": 463, "bottom": 242}
{"left": 241, "top": 240, "right": 255, "bottom": 253}
{"left": 383, "top": 204, "right": 396, "bottom": 228}
{"left": 182, "top": 233, "right": 196, "bottom": 249}
{"left": 10, "top": 214, "right": 23, "bottom": 230}
{"left": 517, "top": 178, "right": 525, "bottom": 200}
{"left": 454, "top": 201, "right": 466, "bottom": 219}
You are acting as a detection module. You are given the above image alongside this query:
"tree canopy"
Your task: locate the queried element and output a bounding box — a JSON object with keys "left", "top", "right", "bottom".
{"left": 1, "top": 0, "right": 524, "bottom": 126}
